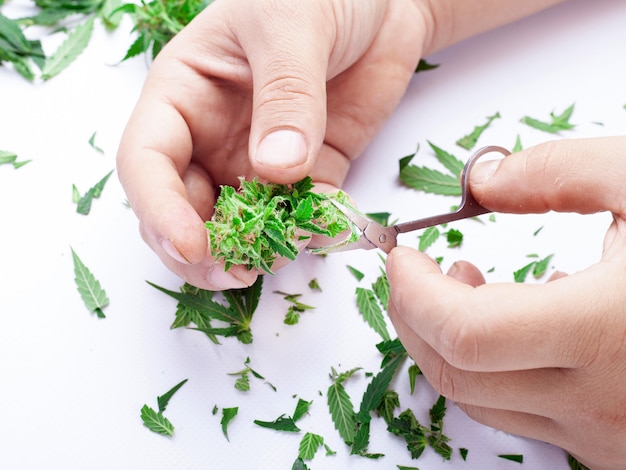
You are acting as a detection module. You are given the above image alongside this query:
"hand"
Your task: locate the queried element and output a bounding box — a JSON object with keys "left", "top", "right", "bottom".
{"left": 116, "top": 0, "right": 424, "bottom": 289}
{"left": 386, "top": 137, "right": 626, "bottom": 469}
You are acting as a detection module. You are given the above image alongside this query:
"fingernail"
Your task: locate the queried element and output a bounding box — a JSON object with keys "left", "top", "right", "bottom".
{"left": 255, "top": 129, "right": 307, "bottom": 168}
{"left": 207, "top": 264, "right": 250, "bottom": 290}
{"left": 161, "top": 238, "right": 191, "bottom": 264}
{"left": 447, "top": 262, "right": 460, "bottom": 277}
{"left": 471, "top": 159, "right": 501, "bottom": 185}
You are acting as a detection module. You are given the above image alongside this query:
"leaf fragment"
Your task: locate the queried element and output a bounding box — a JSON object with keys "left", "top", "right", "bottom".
{"left": 520, "top": 103, "right": 576, "bottom": 134}
{"left": 71, "top": 247, "right": 108, "bottom": 318}
{"left": 157, "top": 379, "right": 188, "bottom": 413}
{"left": 220, "top": 407, "right": 238, "bottom": 441}
{"left": 140, "top": 405, "right": 174, "bottom": 436}
{"left": 42, "top": 17, "right": 94, "bottom": 80}
{"left": 75, "top": 170, "right": 114, "bottom": 215}
{"left": 456, "top": 112, "right": 501, "bottom": 150}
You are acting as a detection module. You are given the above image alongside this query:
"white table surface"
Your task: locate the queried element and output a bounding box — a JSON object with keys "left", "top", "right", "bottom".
{"left": 1, "top": 1, "right": 625, "bottom": 468}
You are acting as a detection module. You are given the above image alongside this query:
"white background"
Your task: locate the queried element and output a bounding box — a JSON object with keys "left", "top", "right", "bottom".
{"left": 1, "top": 0, "right": 625, "bottom": 468}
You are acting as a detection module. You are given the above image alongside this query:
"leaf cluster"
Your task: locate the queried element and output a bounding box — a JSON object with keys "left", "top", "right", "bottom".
{"left": 117, "top": 0, "right": 211, "bottom": 61}
{"left": 148, "top": 276, "right": 263, "bottom": 344}
{"left": 327, "top": 352, "right": 407, "bottom": 459}
{"left": 206, "top": 177, "right": 355, "bottom": 273}
{"left": 387, "top": 395, "right": 452, "bottom": 461}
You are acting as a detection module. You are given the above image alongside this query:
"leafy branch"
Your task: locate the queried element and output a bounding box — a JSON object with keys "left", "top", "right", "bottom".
{"left": 148, "top": 276, "right": 264, "bottom": 344}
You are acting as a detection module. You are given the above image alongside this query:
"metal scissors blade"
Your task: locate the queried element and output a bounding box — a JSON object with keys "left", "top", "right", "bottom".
{"left": 321, "top": 145, "right": 511, "bottom": 254}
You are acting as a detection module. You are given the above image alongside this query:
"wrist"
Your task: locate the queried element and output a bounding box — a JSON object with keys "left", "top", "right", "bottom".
{"left": 412, "top": 0, "right": 568, "bottom": 56}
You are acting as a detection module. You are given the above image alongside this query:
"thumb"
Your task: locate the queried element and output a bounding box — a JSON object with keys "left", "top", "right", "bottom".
{"left": 470, "top": 136, "right": 626, "bottom": 216}
{"left": 238, "top": 3, "right": 331, "bottom": 183}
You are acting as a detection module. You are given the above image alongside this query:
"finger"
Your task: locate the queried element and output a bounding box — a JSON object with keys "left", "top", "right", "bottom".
{"left": 117, "top": 97, "right": 208, "bottom": 265}
{"left": 234, "top": 2, "right": 334, "bottom": 183}
{"left": 470, "top": 136, "right": 626, "bottom": 215}
{"left": 456, "top": 403, "right": 564, "bottom": 450}
{"left": 386, "top": 246, "right": 618, "bottom": 371}
{"left": 389, "top": 302, "right": 577, "bottom": 419}
{"left": 445, "top": 261, "right": 485, "bottom": 287}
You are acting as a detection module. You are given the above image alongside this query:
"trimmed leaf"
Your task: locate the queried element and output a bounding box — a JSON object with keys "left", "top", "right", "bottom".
{"left": 455, "top": 112, "right": 501, "bottom": 150}
{"left": 520, "top": 103, "right": 576, "bottom": 134}
{"left": 418, "top": 226, "right": 440, "bottom": 251}
{"left": 157, "top": 379, "right": 188, "bottom": 413}
{"left": 253, "top": 414, "right": 300, "bottom": 432}
{"left": 355, "top": 287, "right": 390, "bottom": 341}
{"left": 428, "top": 142, "right": 464, "bottom": 177}
{"left": 71, "top": 247, "right": 108, "bottom": 318}
{"left": 298, "top": 432, "right": 325, "bottom": 460}
{"left": 347, "top": 265, "right": 365, "bottom": 281}
{"left": 400, "top": 165, "right": 461, "bottom": 196}
{"left": 76, "top": 170, "right": 114, "bottom": 215}
{"left": 327, "top": 374, "right": 357, "bottom": 444}
{"left": 221, "top": 407, "right": 238, "bottom": 441}
{"left": 140, "top": 405, "right": 174, "bottom": 436}
{"left": 292, "top": 398, "right": 312, "bottom": 423}
{"left": 42, "top": 17, "right": 94, "bottom": 80}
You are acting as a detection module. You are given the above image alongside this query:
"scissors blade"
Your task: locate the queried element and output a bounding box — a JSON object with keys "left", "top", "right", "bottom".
{"left": 312, "top": 199, "right": 399, "bottom": 253}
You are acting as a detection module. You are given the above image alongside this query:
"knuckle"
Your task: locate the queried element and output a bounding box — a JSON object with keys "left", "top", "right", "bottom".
{"left": 437, "top": 316, "right": 482, "bottom": 371}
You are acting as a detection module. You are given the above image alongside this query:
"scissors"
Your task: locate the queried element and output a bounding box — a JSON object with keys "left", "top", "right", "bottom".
{"left": 323, "top": 145, "right": 511, "bottom": 254}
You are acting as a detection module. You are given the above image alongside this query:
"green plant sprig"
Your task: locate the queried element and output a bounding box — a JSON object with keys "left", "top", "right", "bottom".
{"left": 206, "top": 176, "right": 356, "bottom": 273}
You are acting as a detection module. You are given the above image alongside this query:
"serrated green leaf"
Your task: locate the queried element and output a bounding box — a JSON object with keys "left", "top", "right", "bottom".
{"left": 428, "top": 142, "right": 464, "bottom": 177}
{"left": 408, "top": 363, "right": 421, "bottom": 395}
{"left": 455, "top": 112, "right": 501, "bottom": 150}
{"left": 140, "top": 405, "right": 174, "bottom": 436}
{"left": 327, "top": 379, "right": 356, "bottom": 444}
{"left": 418, "top": 226, "right": 440, "bottom": 251}
{"left": 157, "top": 378, "right": 187, "bottom": 413}
{"left": 291, "top": 458, "right": 310, "bottom": 470}
{"left": 400, "top": 165, "right": 461, "bottom": 196}
{"left": 220, "top": 407, "right": 238, "bottom": 441}
{"left": 355, "top": 287, "right": 390, "bottom": 341}
{"left": 520, "top": 103, "right": 576, "bottom": 134}
{"left": 298, "top": 432, "right": 324, "bottom": 460}
{"left": 42, "top": 17, "right": 94, "bottom": 80}
{"left": 292, "top": 398, "right": 312, "bottom": 423}
{"left": 76, "top": 170, "right": 114, "bottom": 215}
{"left": 376, "top": 390, "right": 399, "bottom": 424}
{"left": 371, "top": 273, "right": 390, "bottom": 311}
{"left": 359, "top": 354, "right": 405, "bottom": 416}
{"left": 71, "top": 247, "right": 108, "bottom": 318}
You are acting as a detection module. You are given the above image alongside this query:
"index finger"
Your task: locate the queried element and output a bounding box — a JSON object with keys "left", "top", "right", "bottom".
{"left": 386, "top": 246, "right": 617, "bottom": 372}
